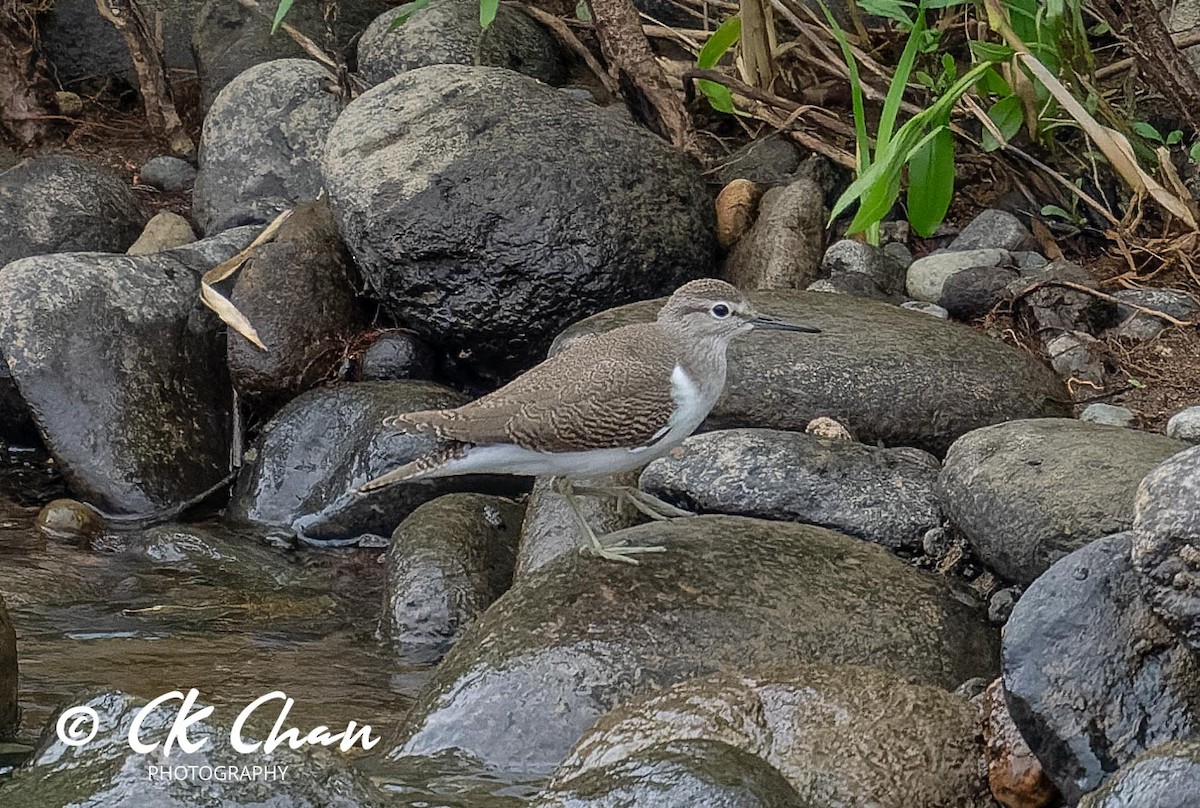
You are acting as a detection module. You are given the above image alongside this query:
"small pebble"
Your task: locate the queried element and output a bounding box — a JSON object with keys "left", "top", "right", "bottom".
{"left": 139, "top": 156, "right": 197, "bottom": 192}
{"left": 922, "top": 526, "right": 953, "bottom": 558}
{"left": 988, "top": 587, "right": 1020, "bottom": 624}
{"left": 37, "top": 498, "right": 104, "bottom": 543}
{"left": 360, "top": 331, "right": 436, "bottom": 381}
{"left": 805, "top": 416, "right": 852, "bottom": 441}
{"left": 1166, "top": 406, "right": 1200, "bottom": 442}
{"left": 900, "top": 301, "right": 949, "bottom": 319}
{"left": 1080, "top": 403, "right": 1136, "bottom": 429}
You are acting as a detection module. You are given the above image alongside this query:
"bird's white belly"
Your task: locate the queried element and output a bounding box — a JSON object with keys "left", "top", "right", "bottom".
{"left": 438, "top": 364, "right": 718, "bottom": 478}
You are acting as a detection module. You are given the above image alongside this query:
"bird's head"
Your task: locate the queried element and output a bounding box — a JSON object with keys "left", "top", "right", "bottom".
{"left": 657, "top": 278, "right": 821, "bottom": 343}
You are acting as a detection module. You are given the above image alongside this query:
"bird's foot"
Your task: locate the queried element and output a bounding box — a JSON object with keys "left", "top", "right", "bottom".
{"left": 553, "top": 477, "right": 667, "bottom": 565}
{"left": 582, "top": 539, "right": 667, "bottom": 565}
{"left": 572, "top": 484, "right": 695, "bottom": 521}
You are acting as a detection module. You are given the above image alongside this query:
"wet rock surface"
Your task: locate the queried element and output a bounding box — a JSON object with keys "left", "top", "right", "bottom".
{"left": 359, "top": 331, "right": 436, "bottom": 381}
{"left": 228, "top": 380, "right": 518, "bottom": 542}
{"left": 0, "top": 228, "right": 258, "bottom": 514}
{"left": 323, "top": 65, "right": 716, "bottom": 381}
{"left": 0, "top": 364, "right": 38, "bottom": 449}
{"left": 534, "top": 739, "right": 812, "bottom": 808}
{"left": 227, "top": 199, "right": 363, "bottom": 404}
{"left": 193, "top": 59, "right": 341, "bottom": 233}
{"left": 549, "top": 666, "right": 990, "bottom": 808}
{"left": 555, "top": 290, "right": 1068, "bottom": 456}
{"left": 1002, "top": 532, "right": 1200, "bottom": 803}
{"left": 1130, "top": 444, "right": 1200, "bottom": 648}
{"left": 938, "top": 418, "right": 1187, "bottom": 583}
{"left": 381, "top": 493, "right": 524, "bottom": 662}
{"left": 1079, "top": 740, "right": 1200, "bottom": 808}
{"left": 640, "top": 428, "right": 942, "bottom": 550}
{"left": 0, "top": 155, "right": 145, "bottom": 265}
{"left": 0, "top": 691, "right": 386, "bottom": 806}
{"left": 393, "top": 516, "right": 998, "bottom": 774}
{"left": 357, "top": 0, "right": 568, "bottom": 86}
{"left": 947, "top": 209, "right": 1037, "bottom": 252}
{"left": 0, "top": 596, "right": 14, "bottom": 739}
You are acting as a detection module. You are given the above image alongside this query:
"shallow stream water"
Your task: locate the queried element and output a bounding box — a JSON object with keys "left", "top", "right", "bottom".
{"left": 0, "top": 462, "right": 537, "bottom": 806}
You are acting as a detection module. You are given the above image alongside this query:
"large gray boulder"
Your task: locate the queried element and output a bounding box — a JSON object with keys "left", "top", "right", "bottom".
{"left": 640, "top": 428, "right": 941, "bottom": 551}
{"left": 0, "top": 228, "right": 258, "bottom": 514}
{"left": 227, "top": 381, "right": 519, "bottom": 542}
{"left": 323, "top": 65, "right": 717, "bottom": 382}
{"left": 0, "top": 155, "right": 145, "bottom": 265}
{"left": 1131, "top": 444, "right": 1200, "bottom": 649}
{"left": 391, "top": 516, "right": 998, "bottom": 774}
{"left": 357, "top": 0, "right": 568, "bottom": 87}
{"left": 1080, "top": 740, "right": 1200, "bottom": 808}
{"left": 548, "top": 666, "right": 990, "bottom": 808}
{"left": 1002, "top": 533, "right": 1200, "bottom": 803}
{"left": 939, "top": 418, "right": 1187, "bottom": 583}
{"left": 556, "top": 290, "right": 1068, "bottom": 456}
{"left": 193, "top": 59, "right": 341, "bottom": 233}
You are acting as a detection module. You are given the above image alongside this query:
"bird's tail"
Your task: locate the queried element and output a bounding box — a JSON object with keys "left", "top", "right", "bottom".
{"left": 356, "top": 442, "right": 469, "bottom": 494}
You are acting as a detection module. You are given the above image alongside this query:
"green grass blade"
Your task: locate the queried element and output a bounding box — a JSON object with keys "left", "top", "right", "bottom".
{"left": 270, "top": 0, "right": 294, "bottom": 33}
{"left": 699, "top": 80, "right": 736, "bottom": 113}
{"left": 877, "top": 7, "right": 926, "bottom": 152}
{"left": 817, "top": 0, "right": 871, "bottom": 173}
{"left": 388, "top": 0, "right": 433, "bottom": 30}
{"left": 906, "top": 122, "right": 955, "bottom": 236}
{"left": 698, "top": 16, "right": 742, "bottom": 69}
{"left": 480, "top": 0, "right": 500, "bottom": 29}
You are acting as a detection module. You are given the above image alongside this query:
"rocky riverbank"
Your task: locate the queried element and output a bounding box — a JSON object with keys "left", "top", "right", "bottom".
{"left": 2, "top": 0, "right": 1200, "bottom": 805}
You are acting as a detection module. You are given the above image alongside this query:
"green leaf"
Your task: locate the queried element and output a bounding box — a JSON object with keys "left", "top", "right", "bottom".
{"left": 1190, "top": 141, "right": 1200, "bottom": 163}
{"left": 982, "top": 94, "right": 1023, "bottom": 151}
{"left": 697, "top": 16, "right": 741, "bottom": 69}
{"left": 817, "top": 0, "right": 871, "bottom": 175}
{"left": 1167, "top": 130, "right": 1184, "bottom": 146}
{"left": 698, "top": 79, "right": 735, "bottom": 113}
{"left": 1040, "top": 204, "right": 1073, "bottom": 220}
{"left": 906, "top": 123, "right": 955, "bottom": 236}
{"left": 923, "top": 0, "right": 970, "bottom": 7}
{"left": 480, "top": 0, "right": 499, "bottom": 29}
{"left": 1133, "top": 121, "right": 1163, "bottom": 143}
{"left": 877, "top": 8, "right": 927, "bottom": 151}
{"left": 976, "top": 66, "right": 1011, "bottom": 96}
{"left": 575, "top": 0, "right": 591, "bottom": 20}
{"left": 856, "top": 0, "right": 915, "bottom": 25}
{"left": 270, "top": 0, "right": 294, "bottom": 33}
{"left": 388, "top": 0, "right": 433, "bottom": 29}
{"left": 969, "top": 40, "right": 1014, "bottom": 62}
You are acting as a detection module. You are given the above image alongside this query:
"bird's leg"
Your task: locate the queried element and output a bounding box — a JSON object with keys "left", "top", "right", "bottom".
{"left": 570, "top": 483, "right": 695, "bottom": 521}
{"left": 552, "top": 477, "right": 666, "bottom": 564}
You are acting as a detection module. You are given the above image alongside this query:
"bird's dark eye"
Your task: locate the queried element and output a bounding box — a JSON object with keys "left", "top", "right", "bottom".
{"left": 711, "top": 303, "right": 731, "bottom": 319}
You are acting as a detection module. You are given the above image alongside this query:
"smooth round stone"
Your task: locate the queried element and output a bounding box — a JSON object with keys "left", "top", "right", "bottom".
{"left": 138, "top": 155, "right": 196, "bottom": 191}
{"left": 1080, "top": 740, "right": 1200, "bottom": 807}
{"left": 360, "top": 331, "right": 436, "bottom": 381}
{"left": 947, "top": 209, "right": 1037, "bottom": 252}
{"left": 821, "top": 239, "right": 907, "bottom": 296}
{"left": 36, "top": 498, "right": 104, "bottom": 542}
{"left": 905, "top": 249, "right": 1009, "bottom": 302}
{"left": 1166, "top": 406, "right": 1200, "bottom": 442}
{"left": 1080, "top": 403, "right": 1136, "bottom": 428}
{"left": 125, "top": 211, "right": 196, "bottom": 255}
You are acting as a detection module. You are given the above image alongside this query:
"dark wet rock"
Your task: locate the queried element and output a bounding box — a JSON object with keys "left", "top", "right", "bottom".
{"left": 820, "top": 238, "right": 907, "bottom": 297}
{"left": 359, "top": 331, "right": 436, "bottom": 381}
{"left": 192, "top": 0, "right": 387, "bottom": 108}
{"left": 939, "top": 418, "right": 1186, "bottom": 584}
{"left": 1002, "top": 532, "right": 1200, "bottom": 803}
{"left": 987, "top": 587, "right": 1019, "bottom": 625}
{"left": 227, "top": 199, "right": 363, "bottom": 404}
{"left": 1009, "top": 260, "right": 1116, "bottom": 335}
{"left": 555, "top": 290, "right": 1068, "bottom": 456}
{"left": 550, "top": 666, "right": 989, "bottom": 808}
{"left": 0, "top": 363, "right": 38, "bottom": 448}
{"left": 381, "top": 493, "right": 524, "bottom": 661}
{"left": 1108, "top": 288, "right": 1198, "bottom": 342}
{"left": 323, "top": 65, "right": 716, "bottom": 382}
{"left": 982, "top": 678, "right": 1059, "bottom": 808}
{"left": 139, "top": 155, "right": 197, "bottom": 191}
{"left": 0, "top": 690, "right": 385, "bottom": 806}
{"left": 902, "top": 301, "right": 949, "bottom": 319}
{"left": 0, "top": 597, "right": 14, "bottom": 739}
{"left": 193, "top": 59, "right": 341, "bottom": 234}
{"left": 516, "top": 472, "right": 640, "bottom": 579}
{"left": 535, "top": 739, "right": 812, "bottom": 808}
{"left": 0, "top": 155, "right": 145, "bottom": 265}
{"left": 392, "top": 516, "right": 998, "bottom": 774}
{"left": 1166, "top": 406, "right": 1200, "bottom": 442}
{"left": 905, "top": 248, "right": 1009, "bottom": 302}
{"left": 1080, "top": 740, "right": 1200, "bottom": 808}
{"left": 36, "top": 499, "right": 104, "bottom": 543}
{"left": 228, "top": 381, "right": 519, "bottom": 542}
{"left": 357, "top": 0, "right": 568, "bottom": 87}
{"left": 1080, "top": 403, "right": 1136, "bottom": 428}
{"left": 0, "top": 228, "right": 259, "bottom": 514}
{"left": 1045, "top": 330, "right": 1106, "bottom": 386}
{"left": 939, "top": 264, "right": 1020, "bottom": 319}
{"left": 713, "top": 135, "right": 804, "bottom": 187}
{"left": 640, "top": 428, "right": 941, "bottom": 551}
{"left": 724, "top": 177, "right": 825, "bottom": 291}
{"left": 948, "top": 209, "right": 1037, "bottom": 252}
{"left": 1130, "top": 445, "right": 1200, "bottom": 649}
{"left": 126, "top": 211, "right": 196, "bottom": 255}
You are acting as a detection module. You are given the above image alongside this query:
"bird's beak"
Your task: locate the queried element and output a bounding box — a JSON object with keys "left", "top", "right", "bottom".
{"left": 750, "top": 314, "right": 821, "bottom": 333}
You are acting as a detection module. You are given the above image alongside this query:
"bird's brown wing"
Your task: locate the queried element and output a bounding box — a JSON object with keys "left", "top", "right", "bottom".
{"left": 392, "top": 325, "right": 680, "bottom": 452}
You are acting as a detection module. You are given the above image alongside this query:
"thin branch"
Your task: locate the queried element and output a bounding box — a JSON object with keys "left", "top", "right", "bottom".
{"left": 524, "top": 5, "right": 617, "bottom": 97}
